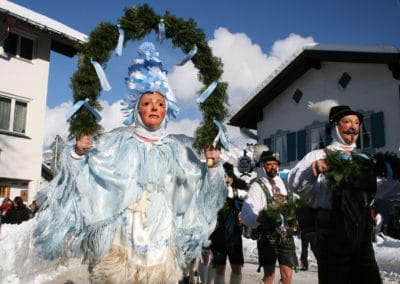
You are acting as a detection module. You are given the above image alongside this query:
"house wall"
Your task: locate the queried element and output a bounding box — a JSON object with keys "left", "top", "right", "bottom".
{"left": 257, "top": 62, "right": 400, "bottom": 168}
{"left": 0, "top": 21, "right": 51, "bottom": 202}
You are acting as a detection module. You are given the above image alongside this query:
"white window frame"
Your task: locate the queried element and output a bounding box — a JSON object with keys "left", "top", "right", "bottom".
{"left": 0, "top": 93, "right": 29, "bottom": 135}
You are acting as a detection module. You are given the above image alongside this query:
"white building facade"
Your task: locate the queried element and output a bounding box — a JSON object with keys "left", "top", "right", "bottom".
{"left": 0, "top": 0, "right": 87, "bottom": 203}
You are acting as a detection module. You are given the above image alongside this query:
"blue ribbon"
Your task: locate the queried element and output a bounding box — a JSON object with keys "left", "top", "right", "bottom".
{"left": 196, "top": 81, "right": 218, "bottom": 104}
{"left": 213, "top": 119, "right": 230, "bottom": 150}
{"left": 91, "top": 60, "right": 112, "bottom": 91}
{"left": 115, "top": 25, "right": 124, "bottom": 56}
{"left": 65, "top": 98, "right": 102, "bottom": 121}
{"left": 177, "top": 45, "right": 198, "bottom": 66}
{"left": 158, "top": 18, "right": 165, "bottom": 44}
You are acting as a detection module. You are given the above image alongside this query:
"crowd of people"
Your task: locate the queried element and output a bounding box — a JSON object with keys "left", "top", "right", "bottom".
{"left": 0, "top": 197, "right": 37, "bottom": 225}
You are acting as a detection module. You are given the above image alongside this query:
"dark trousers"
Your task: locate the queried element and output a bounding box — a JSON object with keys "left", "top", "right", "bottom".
{"left": 300, "top": 231, "right": 317, "bottom": 265}
{"left": 316, "top": 209, "right": 382, "bottom": 284}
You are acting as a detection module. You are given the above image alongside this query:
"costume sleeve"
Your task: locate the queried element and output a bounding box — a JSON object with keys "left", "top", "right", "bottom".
{"left": 33, "top": 144, "right": 87, "bottom": 260}
{"left": 240, "top": 182, "right": 266, "bottom": 229}
{"left": 171, "top": 144, "right": 228, "bottom": 265}
{"left": 287, "top": 150, "right": 324, "bottom": 197}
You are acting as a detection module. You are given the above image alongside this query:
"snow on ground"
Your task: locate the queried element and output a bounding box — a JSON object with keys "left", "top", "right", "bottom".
{"left": 1, "top": 218, "right": 400, "bottom": 283}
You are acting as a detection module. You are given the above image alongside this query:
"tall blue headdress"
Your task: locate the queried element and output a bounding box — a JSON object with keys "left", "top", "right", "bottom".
{"left": 121, "top": 42, "right": 179, "bottom": 126}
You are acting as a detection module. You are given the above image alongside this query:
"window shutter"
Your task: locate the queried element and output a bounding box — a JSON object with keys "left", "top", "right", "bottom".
{"left": 263, "top": 137, "right": 271, "bottom": 150}
{"left": 297, "top": 130, "right": 307, "bottom": 160}
{"left": 371, "top": 111, "right": 385, "bottom": 148}
{"left": 325, "top": 123, "right": 333, "bottom": 145}
{"left": 287, "top": 132, "right": 297, "bottom": 162}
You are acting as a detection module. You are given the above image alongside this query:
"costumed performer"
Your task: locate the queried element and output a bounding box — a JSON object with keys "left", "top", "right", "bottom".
{"left": 287, "top": 105, "right": 381, "bottom": 284}
{"left": 33, "top": 42, "right": 228, "bottom": 284}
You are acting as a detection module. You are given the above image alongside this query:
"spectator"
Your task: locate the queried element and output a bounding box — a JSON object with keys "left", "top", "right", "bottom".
{"left": 371, "top": 206, "right": 383, "bottom": 242}
{"left": 2, "top": 196, "right": 32, "bottom": 225}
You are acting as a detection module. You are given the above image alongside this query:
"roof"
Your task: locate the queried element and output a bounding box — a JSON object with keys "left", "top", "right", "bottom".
{"left": 0, "top": 0, "right": 88, "bottom": 57}
{"left": 229, "top": 44, "right": 400, "bottom": 130}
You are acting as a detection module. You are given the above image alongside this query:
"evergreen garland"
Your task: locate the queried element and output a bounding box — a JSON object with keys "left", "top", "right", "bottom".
{"left": 69, "top": 4, "right": 228, "bottom": 153}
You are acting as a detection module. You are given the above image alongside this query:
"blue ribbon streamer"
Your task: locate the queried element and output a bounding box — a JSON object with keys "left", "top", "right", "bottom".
{"left": 91, "top": 60, "right": 112, "bottom": 91}
{"left": 196, "top": 81, "right": 218, "bottom": 104}
{"left": 177, "top": 45, "right": 198, "bottom": 66}
{"left": 65, "top": 98, "right": 102, "bottom": 121}
{"left": 158, "top": 18, "right": 165, "bottom": 44}
{"left": 213, "top": 119, "right": 230, "bottom": 150}
{"left": 115, "top": 25, "right": 124, "bottom": 56}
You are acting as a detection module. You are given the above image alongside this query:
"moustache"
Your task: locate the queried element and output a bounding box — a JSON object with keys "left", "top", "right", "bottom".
{"left": 343, "top": 128, "right": 359, "bottom": 135}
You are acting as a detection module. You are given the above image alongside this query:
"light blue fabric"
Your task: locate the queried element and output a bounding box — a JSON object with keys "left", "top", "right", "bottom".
{"left": 34, "top": 131, "right": 227, "bottom": 266}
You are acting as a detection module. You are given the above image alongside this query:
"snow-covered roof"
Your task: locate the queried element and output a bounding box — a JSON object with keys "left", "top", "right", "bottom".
{"left": 0, "top": 0, "right": 87, "bottom": 45}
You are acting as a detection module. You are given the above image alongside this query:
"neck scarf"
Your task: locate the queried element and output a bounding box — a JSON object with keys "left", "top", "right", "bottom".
{"left": 328, "top": 125, "right": 356, "bottom": 152}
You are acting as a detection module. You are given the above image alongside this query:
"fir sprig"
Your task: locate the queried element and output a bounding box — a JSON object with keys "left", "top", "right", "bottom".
{"left": 324, "top": 150, "right": 375, "bottom": 192}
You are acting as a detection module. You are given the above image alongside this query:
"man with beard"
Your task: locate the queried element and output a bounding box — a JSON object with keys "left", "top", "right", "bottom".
{"left": 288, "top": 105, "right": 381, "bottom": 284}
{"left": 241, "top": 151, "right": 298, "bottom": 284}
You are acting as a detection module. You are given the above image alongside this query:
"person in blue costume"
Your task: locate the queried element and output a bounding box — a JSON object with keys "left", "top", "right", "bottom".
{"left": 33, "top": 42, "right": 228, "bottom": 284}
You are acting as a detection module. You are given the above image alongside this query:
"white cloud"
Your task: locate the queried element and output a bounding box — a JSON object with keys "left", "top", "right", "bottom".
{"left": 166, "top": 118, "right": 200, "bottom": 137}
{"left": 168, "top": 62, "right": 203, "bottom": 108}
{"left": 44, "top": 102, "right": 71, "bottom": 147}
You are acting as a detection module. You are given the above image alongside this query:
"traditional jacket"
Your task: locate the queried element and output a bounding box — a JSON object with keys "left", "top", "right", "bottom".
{"left": 34, "top": 132, "right": 227, "bottom": 283}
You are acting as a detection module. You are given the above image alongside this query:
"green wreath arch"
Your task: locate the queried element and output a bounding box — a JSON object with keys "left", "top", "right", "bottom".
{"left": 69, "top": 4, "right": 228, "bottom": 153}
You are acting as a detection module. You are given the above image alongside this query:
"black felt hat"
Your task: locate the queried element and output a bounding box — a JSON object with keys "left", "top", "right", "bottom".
{"left": 329, "top": 105, "right": 363, "bottom": 124}
{"left": 259, "top": 150, "right": 280, "bottom": 165}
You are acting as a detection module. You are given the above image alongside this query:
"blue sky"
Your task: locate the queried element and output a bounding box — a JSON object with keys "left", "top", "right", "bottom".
{"left": 9, "top": 0, "right": 400, "bottom": 147}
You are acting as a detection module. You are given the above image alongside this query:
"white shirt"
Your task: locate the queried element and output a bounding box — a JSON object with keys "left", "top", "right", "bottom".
{"left": 240, "top": 175, "right": 287, "bottom": 229}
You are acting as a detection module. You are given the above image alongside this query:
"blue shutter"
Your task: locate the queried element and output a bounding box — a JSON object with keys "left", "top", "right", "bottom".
{"left": 325, "top": 123, "right": 332, "bottom": 145}
{"left": 371, "top": 111, "right": 385, "bottom": 148}
{"left": 287, "top": 132, "right": 297, "bottom": 162}
{"left": 297, "top": 130, "right": 307, "bottom": 160}
{"left": 263, "top": 137, "right": 271, "bottom": 149}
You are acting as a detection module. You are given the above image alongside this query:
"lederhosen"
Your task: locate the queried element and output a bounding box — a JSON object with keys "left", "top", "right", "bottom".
{"left": 256, "top": 179, "right": 298, "bottom": 268}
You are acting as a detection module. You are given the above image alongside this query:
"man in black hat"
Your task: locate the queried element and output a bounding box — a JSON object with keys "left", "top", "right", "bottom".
{"left": 241, "top": 150, "right": 298, "bottom": 284}
{"left": 288, "top": 105, "right": 381, "bottom": 284}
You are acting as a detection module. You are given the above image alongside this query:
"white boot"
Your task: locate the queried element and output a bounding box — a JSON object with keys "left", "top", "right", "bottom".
{"left": 229, "top": 273, "right": 242, "bottom": 284}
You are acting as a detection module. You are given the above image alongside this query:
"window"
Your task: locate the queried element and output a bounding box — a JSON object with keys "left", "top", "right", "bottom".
{"left": 272, "top": 133, "right": 288, "bottom": 163}
{"left": 309, "top": 124, "right": 327, "bottom": 151}
{"left": 0, "top": 95, "right": 28, "bottom": 134}
{"left": 357, "top": 115, "right": 372, "bottom": 150}
{"left": 3, "top": 32, "right": 34, "bottom": 60}
{"left": 0, "top": 186, "right": 11, "bottom": 198}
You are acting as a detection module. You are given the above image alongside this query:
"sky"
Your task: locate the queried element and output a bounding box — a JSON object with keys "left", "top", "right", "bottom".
{"left": 9, "top": 0, "right": 400, "bottom": 149}
{"left": 1, "top": 217, "right": 400, "bottom": 283}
